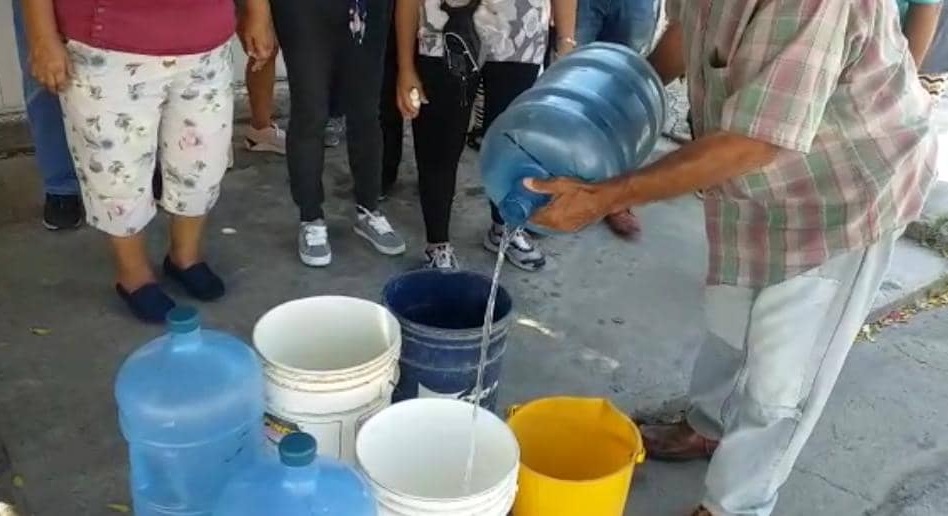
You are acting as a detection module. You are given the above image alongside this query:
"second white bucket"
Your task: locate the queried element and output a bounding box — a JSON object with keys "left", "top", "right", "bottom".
{"left": 356, "top": 398, "right": 520, "bottom": 516}
{"left": 253, "top": 296, "right": 401, "bottom": 464}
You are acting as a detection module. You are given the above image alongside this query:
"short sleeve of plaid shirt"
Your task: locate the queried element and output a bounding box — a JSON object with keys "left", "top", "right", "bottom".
{"left": 718, "top": 1, "right": 852, "bottom": 154}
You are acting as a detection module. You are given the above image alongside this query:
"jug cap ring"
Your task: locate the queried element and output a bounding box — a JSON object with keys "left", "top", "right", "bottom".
{"left": 167, "top": 306, "right": 200, "bottom": 333}
{"left": 280, "top": 432, "right": 317, "bottom": 467}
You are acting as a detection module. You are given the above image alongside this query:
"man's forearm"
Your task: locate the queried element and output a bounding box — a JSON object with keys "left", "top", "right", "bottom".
{"left": 647, "top": 21, "right": 685, "bottom": 84}
{"left": 607, "top": 131, "right": 779, "bottom": 208}
{"left": 395, "top": 0, "right": 419, "bottom": 71}
{"left": 904, "top": 4, "right": 942, "bottom": 66}
{"left": 20, "top": 0, "right": 59, "bottom": 43}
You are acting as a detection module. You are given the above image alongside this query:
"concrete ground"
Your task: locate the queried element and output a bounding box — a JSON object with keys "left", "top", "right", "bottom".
{"left": 1, "top": 100, "right": 948, "bottom": 514}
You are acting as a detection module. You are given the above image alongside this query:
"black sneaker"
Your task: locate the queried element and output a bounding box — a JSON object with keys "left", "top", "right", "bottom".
{"left": 43, "top": 194, "right": 83, "bottom": 231}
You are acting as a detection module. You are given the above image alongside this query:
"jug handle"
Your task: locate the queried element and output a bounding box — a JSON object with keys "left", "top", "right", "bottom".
{"left": 633, "top": 443, "right": 646, "bottom": 464}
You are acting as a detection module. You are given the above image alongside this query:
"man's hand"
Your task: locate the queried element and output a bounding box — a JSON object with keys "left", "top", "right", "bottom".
{"left": 240, "top": 0, "right": 276, "bottom": 72}
{"left": 525, "top": 177, "right": 621, "bottom": 232}
{"left": 29, "top": 34, "right": 71, "bottom": 92}
{"left": 396, "top": 68, "right": 427, "bottom": 119}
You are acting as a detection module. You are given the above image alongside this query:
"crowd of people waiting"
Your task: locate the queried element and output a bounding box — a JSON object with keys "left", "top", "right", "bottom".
{"left": 10, "top": 0, "right": 947, "bottom": 323}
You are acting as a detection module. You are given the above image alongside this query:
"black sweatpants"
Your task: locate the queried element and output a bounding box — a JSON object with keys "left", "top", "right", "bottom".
{"left": 271, "top": 0, "right": 391, "bottom": 221}
{"left": 412, "top": 58, "right": 540, "bottom": 244}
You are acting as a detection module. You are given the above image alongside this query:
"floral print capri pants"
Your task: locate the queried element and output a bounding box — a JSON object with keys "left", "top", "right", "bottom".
{"left": 59, "top": 41, "right": 234, "bottom": 237}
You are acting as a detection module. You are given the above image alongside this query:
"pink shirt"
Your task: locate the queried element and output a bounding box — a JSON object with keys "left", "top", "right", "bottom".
{"left": 55, "top": 0, "right": 236, "bottom": 56}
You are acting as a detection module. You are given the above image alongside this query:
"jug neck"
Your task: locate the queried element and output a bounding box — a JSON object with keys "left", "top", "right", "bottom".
{"left": 498, "top": 163, "right": 552, "bottom": 227}
{"left": 165, "top": 306, "right": 204, "bottom": 351}
{"left": 283, "top": 461, "right": 320, "bottom": 483}
{"left": 169, "top": 328, "right": 203, "bottom": 351}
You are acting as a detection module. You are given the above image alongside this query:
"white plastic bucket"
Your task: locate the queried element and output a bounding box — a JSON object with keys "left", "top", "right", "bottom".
{"left": 253, "top": 296, "right": 401, "bottom": 464}
{"left": 356, "top": 398, "right": 520, "bottom": 515}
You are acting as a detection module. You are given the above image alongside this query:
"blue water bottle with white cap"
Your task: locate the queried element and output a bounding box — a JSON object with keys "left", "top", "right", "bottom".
{"left": 213, "top": 432, "right": 377, "bottom": 516}
{"left": 114, "top": 307, "right": 265, "bottom": 515}
{"left": 480, "top": 42, "right": 666, "bottom": 231}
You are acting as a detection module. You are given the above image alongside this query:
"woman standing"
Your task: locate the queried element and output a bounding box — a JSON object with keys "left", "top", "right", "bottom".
{"left": 267, "top": 0, "right": 406, "bottom": 267}
{"left": 20, "top": 0, "right": 275, "bottom": 322}
{"left": 900, "top": 0, "right": 948, "bottom": 99}
{"left": 396, "top": 0, "right": 577, "bottom": 270}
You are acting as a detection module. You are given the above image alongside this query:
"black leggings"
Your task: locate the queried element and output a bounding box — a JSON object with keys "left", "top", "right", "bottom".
{"left": 412, "top": 58, "right": 540, "bottom": 243}
{"left": 380, "top": 15, "right": 403, "bottom": 191}
{"left": 271, "top": 0, "right": 391, "bottom": 221}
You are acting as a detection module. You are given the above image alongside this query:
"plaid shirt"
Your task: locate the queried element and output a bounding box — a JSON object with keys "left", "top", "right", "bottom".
{"left": 667, "top": 0, "right": 938, "bottom": 287}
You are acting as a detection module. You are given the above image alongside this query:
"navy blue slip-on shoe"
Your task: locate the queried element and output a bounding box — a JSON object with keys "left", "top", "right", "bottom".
{"left": 163, "top": 256, "right": 226, "bottom": 301}
{"left": 116, "top": 283, "right": 176, "bottom": 324}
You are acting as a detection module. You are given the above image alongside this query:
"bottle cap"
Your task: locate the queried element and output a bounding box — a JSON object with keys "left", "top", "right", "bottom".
{"left": 166, "top": 306, "right": 200, "bottom": 334}
{"left": 279, "top": 432, "right": 317, "bottom": 467}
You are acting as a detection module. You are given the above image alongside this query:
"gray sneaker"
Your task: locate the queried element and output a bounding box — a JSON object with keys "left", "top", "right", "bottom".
{"left": 424, "top": 243, "right": 459, "bottom": 269}
{"left": 298, "top": 221, "right": 331, "bottom": 267}
{"left": 354, "top": 207, "right": 406, "bottom": 255}
{"left": 484, "top": 224, "right": 546, "bottom": 271}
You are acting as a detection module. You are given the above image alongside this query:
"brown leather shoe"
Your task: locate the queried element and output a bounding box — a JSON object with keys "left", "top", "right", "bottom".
{"left": 640, "top": 421, "right": 719, "bottom": 461}
{"left": 605, "top": 209, "right": 641, "bottom": 239}
{"left": 691, "top": 506, "right": 713, "bottom": 516}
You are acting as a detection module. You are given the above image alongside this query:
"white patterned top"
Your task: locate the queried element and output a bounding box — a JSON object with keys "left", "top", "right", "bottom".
{"left": 417, "top": 0, "right": 552, "bottom": 65}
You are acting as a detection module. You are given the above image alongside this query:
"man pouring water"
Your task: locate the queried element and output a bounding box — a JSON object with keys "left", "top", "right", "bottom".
{"left": 526, "top": 1, "right": 937, "bottom": 515}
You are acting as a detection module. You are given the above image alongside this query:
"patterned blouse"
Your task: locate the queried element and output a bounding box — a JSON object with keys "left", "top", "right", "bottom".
{"left": 417, "top": 0, "right": 552, "bottom": 65}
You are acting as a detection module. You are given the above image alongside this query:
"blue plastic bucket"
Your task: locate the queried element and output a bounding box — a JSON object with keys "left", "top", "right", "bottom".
{"left": 382, "top": 270, "right": 513, "bottom": 411}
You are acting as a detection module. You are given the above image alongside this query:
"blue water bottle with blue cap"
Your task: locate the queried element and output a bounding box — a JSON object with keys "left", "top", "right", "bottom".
{"left": 114, "top": 307, "right": 265, "bottom": 515}
{"left": 480, "top": 42, "right": 666, "bottom": 231}
{"left": 213, "top": 432, "right": 377, "bottom": 516}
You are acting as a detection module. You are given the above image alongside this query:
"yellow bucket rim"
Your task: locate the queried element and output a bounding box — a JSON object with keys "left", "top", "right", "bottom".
{"left": 506, "top": 396, "right": 646, "bottom": 484}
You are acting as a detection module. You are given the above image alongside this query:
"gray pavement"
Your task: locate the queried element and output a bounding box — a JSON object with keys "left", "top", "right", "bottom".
{"left": 1, "top": 119, "right": 947, "bottom": 515}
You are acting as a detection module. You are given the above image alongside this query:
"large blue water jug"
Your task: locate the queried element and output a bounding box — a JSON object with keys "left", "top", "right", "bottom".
{"left": 213, "top": 432, "right": 377, "bottom": 516}
{"left": 114, "top": 307, "right": 265, "bottom": 515}
{"left": 480, "top": 42, "right": 666, "bottom": 230}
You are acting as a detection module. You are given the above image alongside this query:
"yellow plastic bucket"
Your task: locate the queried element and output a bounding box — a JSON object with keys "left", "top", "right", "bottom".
{"left": 506, "top": 397, "right": 645, "bottom": 516}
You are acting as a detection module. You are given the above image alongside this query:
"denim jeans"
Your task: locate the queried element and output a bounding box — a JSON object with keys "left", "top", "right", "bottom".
{"left": 687, "top": 231, "right": 899, "bottom": 515}
{"left": 576, "top": 0, "right": 659, "bottom": 55}
{"left": 12, "top": 0, "right": 80, "bottom": 197}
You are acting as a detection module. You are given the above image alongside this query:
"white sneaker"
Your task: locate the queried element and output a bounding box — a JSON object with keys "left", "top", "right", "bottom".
{"left": 424, "top": 243, "right": 459, "bottom": 269}
{"left": 245, "top": 123, "right": 287, "bottom": 155}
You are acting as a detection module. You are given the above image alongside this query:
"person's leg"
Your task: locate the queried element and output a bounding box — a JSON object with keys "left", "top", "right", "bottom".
{"left": 326, "top": 86, "right": 345, "bottom": 148}
{"left": 593, "top": 0, "right": 658, "bottom": 237}
{"left": 660, "top": 235, "right": 897, "bottom": 515}
{"left": 379, "top": 15, "right": 404, "bottom": 197}
{"left": 58, "top": 41, "right": 172, "bottom": 321}
{"left": 411, "top": 56, "right": 476, "bottom": 268}
{"left": 466, "top": 78, "right": 486, "bottom": 151}
{"left": 160, "top": 43, "right": 234, "bottom": 301}
{"left": 271, "top": 0, "right": 336, "bottom": 266}
{"left": 480, "top": 61, "right": 546, "bottom": 271}
{"left": 12, "top": 0, "right": 82, "bottom": 229}
{"left": 601, "top": 0, "right": 659, "bottom": 53}
{"left": 575, "top": 0, "right": 608, "bottom": 45}
{"left": 339, "top": 0, "right": 405, "bottom": 255}
{"left": 244, "top": 53, "right": 287, "bottom": 154}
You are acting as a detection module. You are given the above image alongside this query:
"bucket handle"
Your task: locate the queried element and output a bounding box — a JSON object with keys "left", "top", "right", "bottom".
{"left": 505, "top": 404, "right": 522, "bottom": 418}
{"left": 506, "top": 403, "right": 647, "bottom": 464}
